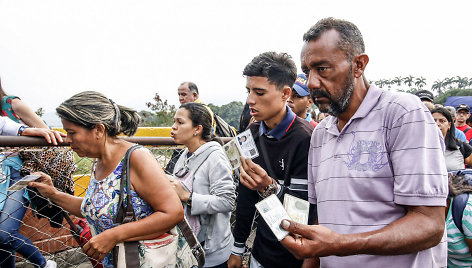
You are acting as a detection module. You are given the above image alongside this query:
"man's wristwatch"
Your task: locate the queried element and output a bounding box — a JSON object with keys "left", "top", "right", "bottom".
{"left": 186, "top": 192, "right": 193, "bottom": 207}
{"left": 17, "top": 126, "right": 27, "bottom": 136}
{"left": 258, "top": 179, "right": 277, "bottom": 198}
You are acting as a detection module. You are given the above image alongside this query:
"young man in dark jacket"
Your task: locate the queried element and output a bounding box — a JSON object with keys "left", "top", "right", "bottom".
{"left": 228, "top": 52, "right": 314, "bottom": 268}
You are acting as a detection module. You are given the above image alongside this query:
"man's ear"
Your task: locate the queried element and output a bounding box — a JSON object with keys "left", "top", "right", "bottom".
{"left": 282, "top": 86, "right": 291, "bottom": 101}
{"left": 193, "top": 92, "right": 199, "bottom": 100}
{"left": 353, "top": 54, "right": 369, "bottom": 78}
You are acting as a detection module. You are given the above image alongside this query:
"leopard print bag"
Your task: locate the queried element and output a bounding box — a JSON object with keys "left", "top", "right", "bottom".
{"left": 19, "top": 147, "right": 76, "bottom": 195}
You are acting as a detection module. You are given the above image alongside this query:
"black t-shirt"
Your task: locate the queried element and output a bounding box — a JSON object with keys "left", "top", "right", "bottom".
{"left": 457, "top": 139, "right": 472, "bottom": 159}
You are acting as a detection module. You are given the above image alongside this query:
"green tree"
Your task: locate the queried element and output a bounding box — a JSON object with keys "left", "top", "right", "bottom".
{"left": 392, "top": 76, "right": 403, "bottom": 86}
{"left": 431, "top": 79, "right": 445, "bottom": 94}
{"left": 414, "top": 76, "right": 426, "bottom": 89}
{"left": 208, "top": 101, "right": 244, "bottom": 127}
{"left": 435, "top": 88, "right": 472, "bottom": 105}
{"left": 444, "top": 77, "right": 456, "bottom": 89}
{"left": 456, "top": 76, "right": 469, "bottom": 89}
{"left": 35, "top": 107, "right": 44, "bottom": 117}
{"left": 403, "top": 75, "right": 414, "bottom": 87}
{"left": 374, "top": 79, "right": 387, "bottom": 88}
{"left": 140, "top": 93, "right": 176, "bottom": 127}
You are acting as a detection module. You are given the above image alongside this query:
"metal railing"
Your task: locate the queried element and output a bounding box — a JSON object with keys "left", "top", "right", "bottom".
{"left": 0, "top": 136, "right": 192, "bottom": 268}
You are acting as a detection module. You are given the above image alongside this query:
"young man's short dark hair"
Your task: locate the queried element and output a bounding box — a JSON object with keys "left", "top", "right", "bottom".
{"left": 243, "top": 52, "right": 297, "bottom": 90}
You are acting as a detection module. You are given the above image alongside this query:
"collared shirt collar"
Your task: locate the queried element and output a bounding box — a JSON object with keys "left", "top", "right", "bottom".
{"left": 259, "top": 106, "right": 296, "bottom": 140}
{"left": 349, "top": 84, "right": 383, "bottom": 120}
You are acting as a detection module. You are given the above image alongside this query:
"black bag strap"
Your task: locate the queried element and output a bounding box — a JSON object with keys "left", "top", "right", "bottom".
{"left": 464, "top": 127, "right": 471, "bottom": 135}
{"left": 113, "top": 144, "right": 142, "bottom": 268}
{"left": 259, "top": 134, "right": 293, "bottom": 184}
{"left": 243, "top": 135, "right": 274, "bottom": 257}
{"left": 259, "top": 136, "right": 277, "bottom": 180}
{"left": 115, "top": 144, "right": 142, "bottom": 224}
{"left": 63, "top": 212, "right": 81, "bottom": 242}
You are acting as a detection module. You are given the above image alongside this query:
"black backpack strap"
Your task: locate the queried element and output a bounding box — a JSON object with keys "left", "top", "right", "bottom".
{"left": 452, "top": 193, "right": 469, "bottom": 234}
{"left": 259, "top": 136, "right": 277, "bottom": 180}
{"left": 464, "top": 127, "right": 471, "bottom": 135}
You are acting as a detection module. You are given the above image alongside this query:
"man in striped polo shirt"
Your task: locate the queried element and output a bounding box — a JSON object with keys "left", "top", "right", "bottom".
{"left": 281, "top": 18, "right": 448, "bottom": 267}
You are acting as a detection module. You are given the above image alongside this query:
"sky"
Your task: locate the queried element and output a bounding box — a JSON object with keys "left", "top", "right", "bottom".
{"left": 0, "top": 0, "right": 471, "bottom": 125}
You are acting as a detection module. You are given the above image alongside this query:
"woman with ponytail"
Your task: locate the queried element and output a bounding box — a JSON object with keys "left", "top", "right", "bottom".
{"left": 30, "top": 91, "right": 184, "bottom": 267}
{"left": 170, "top": 102, "right": 236, "bottom": 268}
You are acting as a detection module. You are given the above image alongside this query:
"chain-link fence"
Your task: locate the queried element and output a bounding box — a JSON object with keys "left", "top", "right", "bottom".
{"left": 0, "top": 136, "right": 188, "bottom": 268}
{"left": 0, "top": 136, "right": 251, "bottom": 268}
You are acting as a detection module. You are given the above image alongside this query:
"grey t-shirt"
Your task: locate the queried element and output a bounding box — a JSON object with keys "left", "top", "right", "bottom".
{"left": 445, "top": 148, "right": 464, "bottom": 171}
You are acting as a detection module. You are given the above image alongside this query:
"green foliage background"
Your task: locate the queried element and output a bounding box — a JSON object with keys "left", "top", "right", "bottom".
{"left": 208, "top": 101, "right": 244, "bottom": 127}
{"left": 370, "top": 75, "right": 472, "bottom": 105}
{"left": 139, "top": 94, "right": 243, "bottom": 128}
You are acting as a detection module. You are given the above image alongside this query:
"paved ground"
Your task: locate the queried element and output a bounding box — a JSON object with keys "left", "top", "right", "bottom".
{"left": 16, "top": 248, "right": 92, "bottom": 268}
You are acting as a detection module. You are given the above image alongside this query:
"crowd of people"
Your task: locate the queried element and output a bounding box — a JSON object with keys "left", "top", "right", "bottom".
{"left": 1, "top": 16, "right": 472, "bottom": 268}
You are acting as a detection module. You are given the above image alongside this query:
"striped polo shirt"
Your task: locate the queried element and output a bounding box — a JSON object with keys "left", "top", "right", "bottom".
{"left": 447, "top": 195, "right": 472, "bottom": 267}
{"left": 308, "top": 85, "right": 448, "bottom": 267}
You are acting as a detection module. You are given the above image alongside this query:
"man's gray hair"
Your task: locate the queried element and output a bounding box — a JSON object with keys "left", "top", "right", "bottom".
{"left": 180, "top": 81, "right": 199, "bottom": 94}
{"left": 303, "top": 17, "right": 365, "bottom": 61}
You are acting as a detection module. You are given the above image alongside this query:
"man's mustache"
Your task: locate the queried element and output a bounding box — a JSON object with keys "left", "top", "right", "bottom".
{"left": 310, "top": 89, "right": 331, "bottom": 100}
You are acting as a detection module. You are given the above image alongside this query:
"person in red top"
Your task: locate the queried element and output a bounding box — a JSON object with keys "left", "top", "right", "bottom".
{"left": 456, "top": 104, "right": 472, "bottom": 142}
{"left": 287, "top": 74, "right": 317, "bottom": 128}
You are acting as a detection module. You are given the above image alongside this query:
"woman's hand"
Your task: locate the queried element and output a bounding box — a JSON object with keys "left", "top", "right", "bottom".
{"left": 82, "top": 229, "right": 119, "bottom": 262}
{"left": 22, "top": 128, "right": 66, "bottom": 145}
{"left": 28, "top": 172, "right": 59, "bottom": 199}
{"left": 169, "top": 179, "right": 191, "bottom": 202}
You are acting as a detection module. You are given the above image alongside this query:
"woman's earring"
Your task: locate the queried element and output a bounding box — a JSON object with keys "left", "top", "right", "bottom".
{"left": 193, "top": 132, "right": 198, "bottom": 136}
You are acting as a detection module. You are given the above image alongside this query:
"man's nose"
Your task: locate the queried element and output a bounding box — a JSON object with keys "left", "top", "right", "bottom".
{"left": 307, "top": 73, "right": 321, "bottom": 90}
{"left": 247, "top": 93, "right": 255, "bottom": 105}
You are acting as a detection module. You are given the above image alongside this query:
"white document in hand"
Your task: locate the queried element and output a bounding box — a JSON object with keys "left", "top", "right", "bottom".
{"left": 223, "top": 138, "right": 242, "bottom": 170}
{"left": 255, "top": 194, "right": 291, "bottom": 241}
{"left": 7, "top": 174, "right": 41, "bottom": 191}
{"left": 283, "top": 194, "right": 309, "bottom": 225}
{"left": 223, "top": 129, "right": 260, "bottom": 170}
{"left": 236, "top": 129, "right": 259, "bottom": 159}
